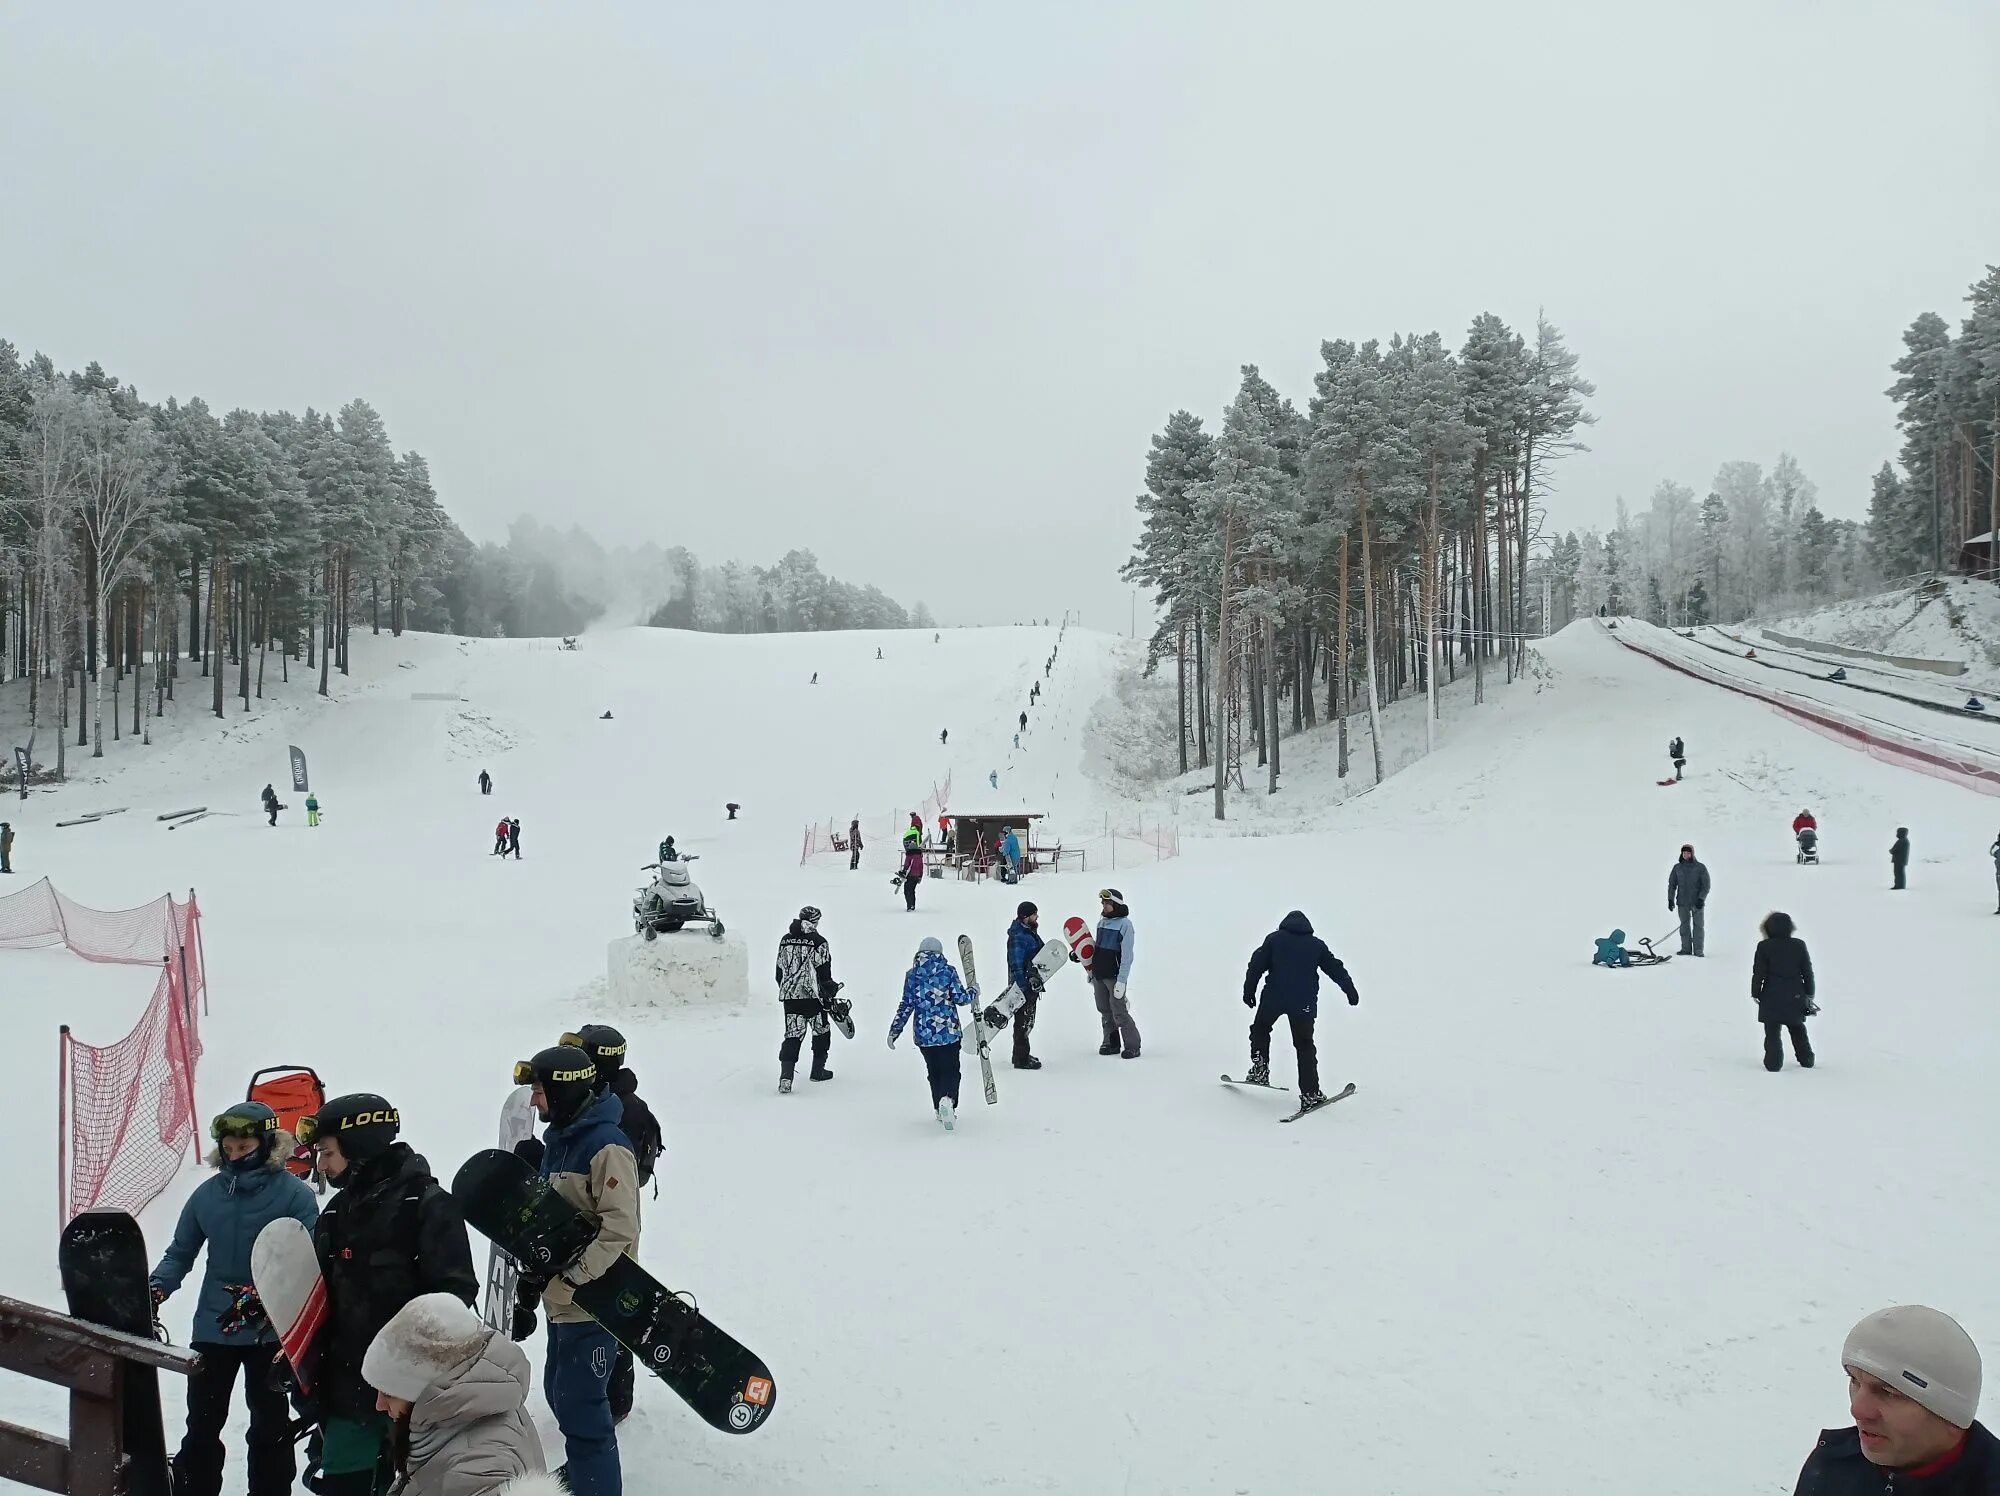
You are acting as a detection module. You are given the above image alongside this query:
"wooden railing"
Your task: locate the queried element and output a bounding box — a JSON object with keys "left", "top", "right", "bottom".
{"left": 0, "top": 1293, "right": 199, "bottom": 1493}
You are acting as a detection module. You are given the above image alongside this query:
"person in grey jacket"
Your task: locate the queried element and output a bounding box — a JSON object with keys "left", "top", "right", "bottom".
{"left": 1090, "top": 889, "right": 1141, "bottom": 1058}
{"left": 1667, "top": 844, "right": 1710, "bottom": 957}
{"left": 149, "top": 1102, "right": 320, "bottom": 1496}
{"left": 363, "top": 1292, "right": 548, "bottom": 1496}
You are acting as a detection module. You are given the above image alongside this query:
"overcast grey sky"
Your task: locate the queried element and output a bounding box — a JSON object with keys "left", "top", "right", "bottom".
{"left": 3, "top": 2, "right": 1995, "bottom": 631}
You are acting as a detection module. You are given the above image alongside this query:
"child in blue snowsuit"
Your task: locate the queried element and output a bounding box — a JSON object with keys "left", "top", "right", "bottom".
{"left": 888, "top": 937, "right": 979, "bottom": 1129}
{"left": 1593, "top": 930, "right": 1634, "bottom": 968}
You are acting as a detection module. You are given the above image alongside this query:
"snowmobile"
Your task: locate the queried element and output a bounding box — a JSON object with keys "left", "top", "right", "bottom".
{"left": 1796, "top": 827, "right": 1820, "bottom": 865}
{"left": 633, "top": 855, "right": 725, "bottom": 940}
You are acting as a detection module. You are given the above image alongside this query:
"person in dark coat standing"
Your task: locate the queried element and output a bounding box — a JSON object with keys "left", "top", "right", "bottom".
{"left": 1668, "top": 843, "right": 1710, "bottom": 956}
{"left": 1791, "top": 1304, "right": 1996, "bottom": 1493}
{"left": 261, "top": 784, "right": 280, "bottom": 827}
{"left": 479, "top": 769, "right": 492, "bottom": 795}
{"left": 848, "top": 818, "right": 863, "bottom": 872}
{"left": 0, "top": 821, "right": 13, "bottom": 874}
{"left": 508, "top": 818, "right": 522, "bottom": 860}
{"left": 1669, "top": 736, "right": 1686, "bottom": 781}
{"left": 1002, "top": 903, "right": 1045, "bottom": 1070}
{"left": 1891, "top": 827, "right": 1910, "bottom": 890}
{"left": 1240, "top": 911, "right": 1358, "bottom": 1109}
{"left": 1751, "top": 911, "right": 1816, "bottom": 1072}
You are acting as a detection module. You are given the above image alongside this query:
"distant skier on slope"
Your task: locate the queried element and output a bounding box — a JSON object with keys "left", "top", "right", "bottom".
{"left": 775, "top": 907, "right": 843, "bottom": 1093}
{"left": 1240, "top": 912, "right": 1358, "bottom": 1113}
{"left": 887, "top": 936, "right": 978, "bottom": 1131}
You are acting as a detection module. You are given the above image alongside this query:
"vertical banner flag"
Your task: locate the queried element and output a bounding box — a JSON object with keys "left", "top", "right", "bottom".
{"left": 289, "top": 745, "right": 310, "bottom": 794}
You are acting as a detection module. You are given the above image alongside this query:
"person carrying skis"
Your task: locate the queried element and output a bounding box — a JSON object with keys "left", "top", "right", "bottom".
{"left": 1592, "top": 930, "right": 1634, "bottom": 968}
{"left": 508, "top": 818, "right": 522, "bottom": 860}
{"left": 515, "top": 1045, "right": 640, "bottom": 1496}
{"left": 148, "top": 1102, "right": 319, "bottom": 1496}
{"left": 848, "top": 818, "right": 863, "bottom": 871}
{"left": 1751, "top": 910, "right": 1816, "bottom": 1072}
{"left": 1892, "top": 826, "right": 1911, "bottom": 890}
{"left": 1000, "top": 901, "right": 1045, "bottom": 1070}
{"left": 900, "top": 827, "right": 924, "bottom": 911}
{"left": 494, "top": 818, "right": 511, "bottom": 856}
{"left": 1668, "top": 737, "right": 1686, "bottom": 781}
{"left": 306, "top": 792, "right": 321, "bottom": 828}
{"left": 775, "top": 906, "right": 843, "bottom": 1092}
{"left": 887, "top": 936, "right": 978, "bottom": 1130}
{"left": 1668, "top": 844, "right": 1710, "bottom": 956}
{"left": 1090, "top": 889, "right": 1141, "bottom": 1058}
{"left": 299, "top": 1093, "right": 478, "bottom": 1496}
{"left": 479, "top": 769, "right": 492, "bottom": 795}
{"left": 563, "top": 1025, "right": 662, "bottom": 1427}
{"left": 1240, "top": 912, "right": 1358, "bottom": 1111}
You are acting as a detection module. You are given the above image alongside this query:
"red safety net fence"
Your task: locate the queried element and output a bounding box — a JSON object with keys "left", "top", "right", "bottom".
{"left": 0, "top": 879, "right": 211, "bottom": 1222}
{"left": 801, "top": 776, "right": 954, "bottom": 865}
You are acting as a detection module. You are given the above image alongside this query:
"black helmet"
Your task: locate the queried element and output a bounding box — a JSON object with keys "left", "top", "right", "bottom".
{"left": 564, "top": 1025, "right": 629, "bottom": 1088}
{"left": 528, "top": 1045, "right": 598, "bottom": 1125}
{"left": 211, "top": 1100, "right": 281, "bottom": 1166}
{"left": 301, "top": 1093, "right": 400, "bottom": 1164}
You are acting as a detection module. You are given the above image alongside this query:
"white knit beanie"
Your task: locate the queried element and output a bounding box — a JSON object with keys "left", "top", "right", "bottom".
{"left": 362, "top": 1293, "right": 492, "bottom": 1404}
{"left": 1842, "top": 1305, "right": 1982, "bottom": 1429}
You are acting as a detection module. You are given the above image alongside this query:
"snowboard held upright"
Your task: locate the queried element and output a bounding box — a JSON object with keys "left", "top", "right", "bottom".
{"left": 452, "top": 1149, "right": 777, "bottom": 1435}
{"left": 59, "top": 1210, "right": 171, "bottom": 1496}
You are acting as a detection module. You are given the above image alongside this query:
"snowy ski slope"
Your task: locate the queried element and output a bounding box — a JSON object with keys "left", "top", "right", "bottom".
{"left": 2, "top": 620, "right": 1996, "bottom": 1494}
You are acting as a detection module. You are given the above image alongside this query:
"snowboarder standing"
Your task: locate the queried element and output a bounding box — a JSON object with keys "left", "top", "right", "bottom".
{"left": 1090, "top": 889, "right": 1141, "bottom": 1058}
{"left": 887, "top": 936, "right": 978, "bottom": 1130}
{"left": 900, "top": 828, "right": 923, "bottom": 912}
{"left": 479, "top": 770, "right": 492, "bottom": 796}
{"left": 1751, "top": 911, "right": 1816, "bottom": 1072}
{"left": 300, "top": 1093, "right": 478, "bottom": 1496}
{"left": 775, "top": 906, "right": 843, "bottom": 1092}
{"left": 149, "top": 1102, "right": 319, "bottom": 1496}
{"left": 848, "top": 818, "right": 863, "bottom": 872}
{"left": 508, "top": 818, "right": 522, "bottom": 860}
{"left": 1668, "top": 844, "right": 1710, "bottom": 957}
{"left": 493, "top": 818, "right": 510, "bottom": 856}
{"left": 1891, "top": 827, "right": 1910, "bottom": 890}
{"left": 0, "top": 821, "right": 14, "bottom": 873}
{"left": 306, "top": 792, "right": 321, "bottom": 828}
{"left": 1668, "top": 736, "right": 1686, "bottom": 781}
{"left": 261, "top": 784, "right": 280, "bottom": 827}
{"left": 1002, "top": 902, "right": 1045, "bottom": 1070}
{"left": 518, "top": 1046, "right": 640, "bottom": 1496}
{"left": 1240, "top": 911, "right": 1358, "bottom": 1110}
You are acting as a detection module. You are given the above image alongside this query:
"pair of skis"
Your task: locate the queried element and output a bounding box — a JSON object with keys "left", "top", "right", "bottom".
{"left": 1219, "top": 1075, "right": 1357, "bottom": 1124}
{"left": 957, "top": 934, "right": 998, "bottom": 1108}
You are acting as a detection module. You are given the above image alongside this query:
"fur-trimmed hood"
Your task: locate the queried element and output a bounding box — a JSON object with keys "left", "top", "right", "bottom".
{"left": 205, "top": 1128, "right": 299, "bottom": 1171}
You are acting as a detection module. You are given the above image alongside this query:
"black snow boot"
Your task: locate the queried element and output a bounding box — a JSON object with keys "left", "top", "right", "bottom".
{"left": 1012, "top": 1055, "right": 1042, "bottom": 1071}
{"left": 809, "top": 1066, "right": 833, "bottom": 1082}
{"left": 1298, "top": 1088, "right": 1328, "bottom": 1109}
{"left": 1245, "top": 1057, "right": 1270, "bottom": 1087}
{"left": 1098, "top": 1039, "right": 1120, "bottom": 1056}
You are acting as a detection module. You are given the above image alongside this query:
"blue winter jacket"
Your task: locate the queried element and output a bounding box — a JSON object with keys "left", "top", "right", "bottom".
{"left": 1092, "top": 914, "right": 1136, "bottom": 984}
{"left": 1593, "top": 931, "right": 1633, "bottom": 968}
{"left": 1001, "top": 830, "right": 1022, "bottom": 866}
{"left": 1242, "top": 911, "right": 1358, "bottom": 1017}
{"left": 1006, "top": 919, "right": 1042, "bottom": 991}
{"left": 150, "top": 1145, "right": 319, "bottom": 1347}
{"left": 889, "top": 950, "right": 975, "bottom": 1048}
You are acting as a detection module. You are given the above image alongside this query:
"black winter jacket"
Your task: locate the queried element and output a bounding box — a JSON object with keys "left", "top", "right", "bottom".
{"left": 1892, "top": 834, "right": 1911, "bottom": 868}
{"left": 1668, "top": 857, "right": 1711, "bottom": 910}
{"left": 311, "top": 1144, "right": 477, "bottom": 1419}
{"left": 1243, "top": 911, "right": 1358, "bottom": 1018}
{"left": 607, "top": 1071, "right": 663, "bottom": 1185}
{"left": 1752, "top": 934, "right": 1816, "bottom": 1025}
{"left": 1794, "top": 1422, "right": 2000, "bottom": 1495}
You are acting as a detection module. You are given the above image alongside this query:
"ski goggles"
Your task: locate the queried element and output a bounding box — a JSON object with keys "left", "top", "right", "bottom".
{"left": 211, "top": 1111, "right": 277, "bottom": 1142}
{"left": 293, "top": 1114, "right": 321, "bottom": 1146}
{"left": 512, "top": 1060, "right": 538, "bottom": 1086}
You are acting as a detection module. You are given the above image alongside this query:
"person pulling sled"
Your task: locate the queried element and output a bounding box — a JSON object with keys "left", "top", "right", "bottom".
{"left": 1238, "top": 912, "right": 1357, "bottom": 1112}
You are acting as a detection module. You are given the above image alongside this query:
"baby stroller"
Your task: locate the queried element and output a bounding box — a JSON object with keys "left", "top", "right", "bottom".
{"left": 1795, "top": 827, "right": 1820, "bottom": 865}
{"left": 246, "top": 1065, "right": 328, "bottom": 1192}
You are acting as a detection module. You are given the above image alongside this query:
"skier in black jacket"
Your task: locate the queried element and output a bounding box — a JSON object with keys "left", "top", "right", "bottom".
{"left": 1792, "top": 1304, "right": 1996, "bottom": 1494}
{"left": 300, "top": 1093, "right": 477, "bottom": 1496}
{"left": 1240, "top": 911, "right": 1359, "bottom": 1111}
{"left": 775, "top": 906, "right": 844, "bottom": 1092}
{"left": 1751, "top": 911, "right": 1816, "bottom": 1071}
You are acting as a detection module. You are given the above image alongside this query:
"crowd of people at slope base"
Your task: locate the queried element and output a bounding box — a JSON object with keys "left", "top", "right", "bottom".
{"left": 146, "top": 1024, "right": 660, "bottom": 1496}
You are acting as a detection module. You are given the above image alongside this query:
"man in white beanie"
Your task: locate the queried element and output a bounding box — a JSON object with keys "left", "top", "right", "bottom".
{"left": 363, "top": 1292, "right": 554, "bottom": 1495}
{"left": 1793, "top": 1304, "right": 1999, "bottom": 1493}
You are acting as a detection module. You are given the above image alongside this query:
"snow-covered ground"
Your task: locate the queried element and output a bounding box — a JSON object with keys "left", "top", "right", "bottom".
{"left": 1760, "top": 578, "right": 2000, "bottom": 678}
{"left": 3, "top": 619, "right": 1998, "bottom": 1494}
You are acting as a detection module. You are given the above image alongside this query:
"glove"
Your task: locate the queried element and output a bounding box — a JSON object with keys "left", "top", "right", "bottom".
{"left": 149, "top": 1284, "right": 168, "bottom": 1308}
{"left": 886, "top": 1035, "right": 897, "bottom": 1050}
{"left": 967, "top": 984, "right": 980, "bottom": 1001}
{"left": 511, "top": 1300, "right": 537, "bottom": 1342}
{"left": 1113, "top": 982, "right": 1127, "bottom": 1002}
{"left": 1242, "top": 993, "right": 1256, "bottom": 1009}
{"left": 1347, "top": 991, "right": 1360, "bottom": 1006}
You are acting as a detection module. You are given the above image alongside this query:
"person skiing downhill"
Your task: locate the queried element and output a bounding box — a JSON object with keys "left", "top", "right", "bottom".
{"left": 515, "top": 1045, "right": 640, "bottom": 1496}
{"left": 299, "top": 1093, "right": 478, "bottom": 1496}
{"left": 1751, "top": 911, "right": 1816, "bottom": 1072}
{"left": 775, "top": 906, "right": 844, "bottom": 1092}
{"left": 1668, "top": 844, "right": 1710, "bottom": 956}
{"left": 1891, "top": 827, "right": 1911, "bottom": 890}
{"left": 887, "top": 936, "right": 979, "bottom": 1130}
{"left": 149, "top": 1102, "right": 320, "bottom": 1496}
{"left": 1090, "top": 890, "right": 1141, "bottom": 1058}
{"left": 999, "top": 902, "right": 1045, "bottom": 1069}
{"left": 1240, "top": 912, "right": 1358, "bottom": 1111}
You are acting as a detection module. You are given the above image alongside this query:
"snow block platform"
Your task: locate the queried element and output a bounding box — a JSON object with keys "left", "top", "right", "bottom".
{"left": 606, "top": 933, "right": 751, "bottom": 1013}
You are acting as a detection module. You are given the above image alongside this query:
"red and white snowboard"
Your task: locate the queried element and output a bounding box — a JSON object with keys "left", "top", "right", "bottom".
{"left": 252, "top": 1218, "right": 326, "bottom": 1395}
{"left": 1062, "top": 916, "right": 1094, "bottom": 965}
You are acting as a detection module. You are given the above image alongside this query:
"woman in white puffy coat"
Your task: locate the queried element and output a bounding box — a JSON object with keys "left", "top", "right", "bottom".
{"left": 363, "top": 1292, "right": 559, "bottom": 1496}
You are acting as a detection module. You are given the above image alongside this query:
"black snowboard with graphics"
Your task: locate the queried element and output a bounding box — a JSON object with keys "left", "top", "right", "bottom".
{"left": 59, "top": 1210, "right": 171, "bottom": 1495}
{"left": 451, "top": 1149, "right": 776, "bottom": 1435}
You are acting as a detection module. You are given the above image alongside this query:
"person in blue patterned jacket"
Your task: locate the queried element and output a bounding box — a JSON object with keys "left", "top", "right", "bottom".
{"left": 887, "top": 936, "right": 979, "bottom": 1131}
